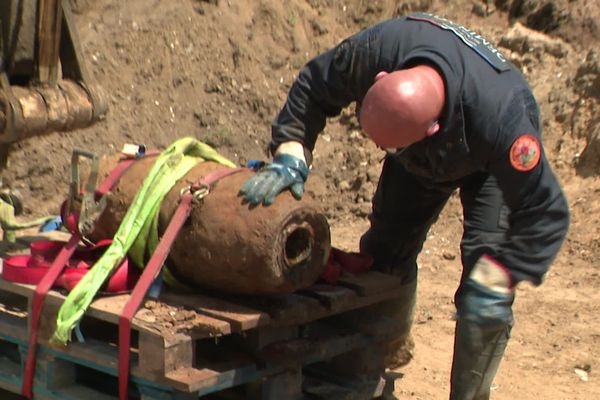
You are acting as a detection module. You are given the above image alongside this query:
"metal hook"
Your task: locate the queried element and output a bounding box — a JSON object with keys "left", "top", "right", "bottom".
{"left": 180, "top": 184, "right": 210, "bottom": 204}
{"left": 191, "top": 184, "right": 210, "bottom": 203}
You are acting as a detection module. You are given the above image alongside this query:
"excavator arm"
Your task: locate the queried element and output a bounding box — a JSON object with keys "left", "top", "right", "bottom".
{"left": 0, "top": 0, "right": 107, "bottom": 166}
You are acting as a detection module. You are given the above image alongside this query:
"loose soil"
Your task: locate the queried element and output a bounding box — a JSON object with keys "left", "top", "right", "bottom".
{"left": 1, "top": 0, "right": 599, "bottom": 399}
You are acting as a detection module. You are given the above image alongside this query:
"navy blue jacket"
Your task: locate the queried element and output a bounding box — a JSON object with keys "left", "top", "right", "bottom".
{"left": 270, "top": 13, "right": 569, "bottom": 284}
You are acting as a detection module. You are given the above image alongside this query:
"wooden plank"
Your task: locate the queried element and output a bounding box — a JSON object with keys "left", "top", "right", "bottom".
{"left": 138, "top": 332, "right": 194, "bottom": 380}
{"left": 46, "top": 337, "right": 122, "bottom": 371}
{"left": 249, "top": 293, "right": 323, "bottom": 326}
{"left": 159, "top": 291, "right": 270, "bottom": 332}
{"left": 37, "top": 354, "right": 76, "bottom": 391}
{"left": 245, "top": 273, "right": 407, "bottom": 329}
{"left": 85, "top": 294, "right": 155, "bottom": 328}
{"left": 247, "top": 368, "right": 303, "bottom": 400}
{"left": 302, "top": 375, "right": 356, "bottom": 400}
{"left": 0, "top": 279, "right": 234, "bottom": 339}
{"left": 25, "top": 290, "right": 167, "bottom": 341}
{"left": 306, "top": 345, "right": 386, "bottom": 391}
{"left": 0, "top": 305, "right": 124, "bottom": 375}
{"left": 303, "top": 371, "right": 386, "bottom": 400}
{"left": 0, "top": 279, "right": 135, "bottom": 330}
{"left": 138, "top": 384, "right": 197, "bottom": 400}
{"left": 91, "top": 296, "right": 233, "bottom": 338}
{"left": 297, "top": 284, "right": 357, "bottom": 310}
{"left": 258, "top": 328, "right": 365, "bottom": 368}
{"left": 0, "top": 322, "right": 22, "bottom": 391}
{"left": 0, "top": 290, "right": 28, "bottom": 318}
{"left": 164, "top": 333, "right": 357, "bottom": 395}
{"left": 335, "top": 271, "right": 403, "bottom": 296}
{"left": 164, "top": 363, "right": 259, "bottom": 394}
{"left": 0, "top": 276, "right": 41, "bottom": 298}
{"left": 311, "top": 347, "right": 390, "bottom": 397}
{"left": 38, "top": 385, "right": 116, "bottom": 400}
{"left": 258, "top": 283, "right": 408, "bottom": 329}
{"left": 243, "top": 325, "right": 298, "bottom": 351}
{"left": 199, "top": 389, "right": 247, "bottom": 400}
{"left": 36, "top": 297, "right": 63, "bottom": 343}
{"left": 326, "top": 306, "right": 406, "bottom": 340}
{"left": 0, "top": 296, "right": 28, "bottom": 340}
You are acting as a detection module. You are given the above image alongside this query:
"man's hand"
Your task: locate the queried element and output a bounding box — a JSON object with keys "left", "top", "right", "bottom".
{"left": 240, "top": 153, "right": 309, "bottom": 206}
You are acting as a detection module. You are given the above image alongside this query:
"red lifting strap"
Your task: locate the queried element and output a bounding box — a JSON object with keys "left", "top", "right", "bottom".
{"left": 117, "top": 167, "right": 247, "bottom": 400}
{"left": 22, "top": 234, "right": 80, "bottom": 399}
{"left": 2, "top": 239, "right": 138, "bottom": 293}
{"left": 21, "top": 152, "right": 156, "bottom": 399}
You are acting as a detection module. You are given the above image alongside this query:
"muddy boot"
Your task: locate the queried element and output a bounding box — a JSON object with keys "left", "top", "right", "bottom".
{"left": 377, "top": 279, "right": 417, "bottom": 369}
{"left": 449, "top": 319, "right": 512, "bottom": 400}
{"left": 371, "top": 279, "right": 417, "bottom": 398}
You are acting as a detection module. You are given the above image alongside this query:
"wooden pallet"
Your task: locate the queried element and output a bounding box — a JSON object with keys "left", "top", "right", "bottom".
{"left": 0, "top": 240, "right": 406, "bottom": 399}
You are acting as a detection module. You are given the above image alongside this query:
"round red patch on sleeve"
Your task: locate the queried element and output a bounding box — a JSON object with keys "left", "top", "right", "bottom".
{"left": 509, "top": 134, "right": 541, "bottom": 171}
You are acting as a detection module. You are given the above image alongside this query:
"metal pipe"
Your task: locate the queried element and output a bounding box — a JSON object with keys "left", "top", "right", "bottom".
{"left": 0, "top": 79, "right": 107, "bottom": 143}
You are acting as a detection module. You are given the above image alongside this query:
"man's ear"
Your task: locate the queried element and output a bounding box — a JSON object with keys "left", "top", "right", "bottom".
{"left": 426, "top": 121, "right": 440, "bottom": 137}
{"left": 374, "top": 71, "right": 389, "bottom": 81}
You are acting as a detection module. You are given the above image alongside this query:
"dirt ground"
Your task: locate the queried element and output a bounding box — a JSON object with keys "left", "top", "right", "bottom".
{"left": 1, "top": 0, "right": 599, "bottom": 399}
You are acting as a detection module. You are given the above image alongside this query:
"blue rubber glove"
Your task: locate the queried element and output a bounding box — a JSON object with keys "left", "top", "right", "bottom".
{"left": 240, "top": 153, "right": 309, "bottom": 206}
{"left": 456, "top": 255, "right": 515, "bottom": 326}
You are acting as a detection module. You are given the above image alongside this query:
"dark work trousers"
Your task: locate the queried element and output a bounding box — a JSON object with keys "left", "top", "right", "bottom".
{"left": 360, "top": 155, "right": 513, "bottom": 400}
{"left": 360, "top": 154, "right": 511, "bottom": 291}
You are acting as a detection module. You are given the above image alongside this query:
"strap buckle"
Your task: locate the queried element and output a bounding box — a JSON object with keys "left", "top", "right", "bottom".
{"left": 66, "top": 149, "right": 106, "bottom": 240}
{"left": 180, "top": 183, "right": 210, "bottom": 204}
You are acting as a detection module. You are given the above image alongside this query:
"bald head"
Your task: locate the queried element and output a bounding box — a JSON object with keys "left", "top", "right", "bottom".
{"left": 359, "top": 65, "right": 446, "bottom": 148}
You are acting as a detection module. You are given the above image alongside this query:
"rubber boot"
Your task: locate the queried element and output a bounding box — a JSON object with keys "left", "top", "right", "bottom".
{"left": 371, "top": 278, "right": 417, "bottom": 399}
{"left": 449, "top": 319, "right": 513, "bottom": 400}
{"left": 377, "top": 278, "right": 417, "bottom": 369}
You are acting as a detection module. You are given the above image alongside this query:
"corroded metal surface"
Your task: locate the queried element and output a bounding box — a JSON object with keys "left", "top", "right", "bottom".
{"left": 88, "top": 155, "right": 331, "bottom": 295}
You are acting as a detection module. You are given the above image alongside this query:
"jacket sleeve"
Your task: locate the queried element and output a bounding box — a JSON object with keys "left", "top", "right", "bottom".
{"left": 486, "top": 87, "right": 569, "bottom": 285}
{"left": 270, "top": 25, "right": 385, "bottom": 155}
